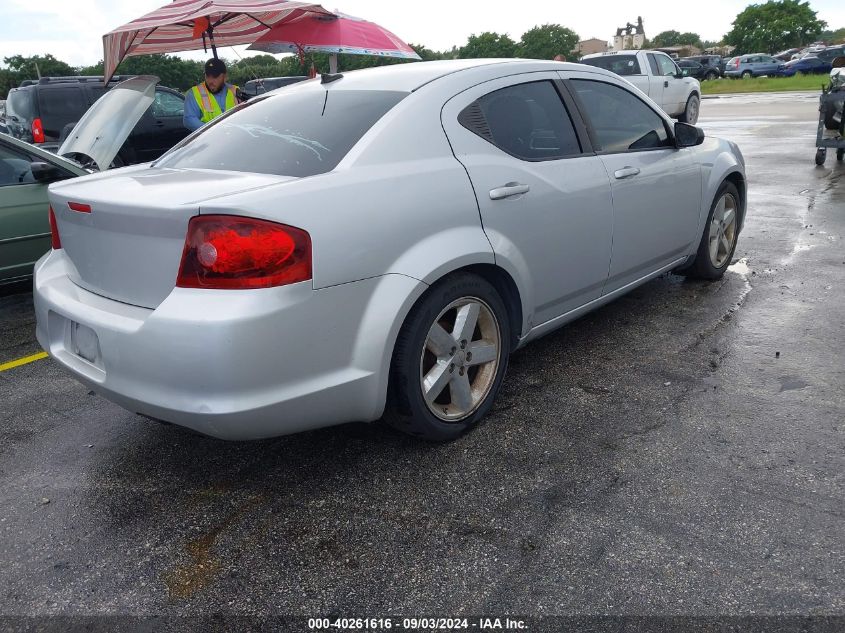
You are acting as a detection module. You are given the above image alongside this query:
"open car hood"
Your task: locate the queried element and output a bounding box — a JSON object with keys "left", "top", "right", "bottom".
{"left": 58, "top": 75, "right": 157, "bottom": 171}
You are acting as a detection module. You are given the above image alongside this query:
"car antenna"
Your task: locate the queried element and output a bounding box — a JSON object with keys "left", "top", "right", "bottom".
{"left": 321, "top": 73, "right": 343, "bottom": 84}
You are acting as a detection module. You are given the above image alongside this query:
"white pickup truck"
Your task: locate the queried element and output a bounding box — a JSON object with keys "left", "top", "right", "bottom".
{"left": 580, "top": 50, "right": 701, "bottom": 124}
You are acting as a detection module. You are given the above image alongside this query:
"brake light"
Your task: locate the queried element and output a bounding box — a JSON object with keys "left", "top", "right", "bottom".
{"left": 176, "top": 215, "right": 311, "bottom": 289}
{"left": 31, "top": 118, "right": 45, "bottom": 144}
{"left": 68, "top": 202, "right": 92, "bottom": 213}
{"left": 48, "top": 206, "right": 61, "bottom": 249}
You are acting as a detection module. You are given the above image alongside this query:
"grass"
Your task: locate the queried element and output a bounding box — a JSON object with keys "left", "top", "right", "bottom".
{"left": 701, "top": 73, "right": 829, "bottom": 95}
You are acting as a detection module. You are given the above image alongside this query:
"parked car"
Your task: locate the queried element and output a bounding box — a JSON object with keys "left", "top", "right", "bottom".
{"left": 4, "top": 76, "right": 190, "bottom": 165}
{"left": 816, "top": 46, "right": 845, "bottom": 64}
{"left": 580, "top": 50, "right": 702, "bottom": 123}
{"left": 792, "top": 46, "right": 825, "bottom": 60}
{"left": 677, "top": 59, "right": 708, "bottom": 80}
{"left": 0, "top": 78, "right": 158, "bottom": 285}
{"left": 779, "top": 56, "right": 832, "bottom": 76}
{"left": 34, "top": 61, "right": 746, "bottom": 441}
{"left": 239, "top": 76, "right": 309, "bottom": 100}
{"left": 724, "top": 54, "right": 785, "bottom": 78}
{"left": 683, "top": 55, "right": 724, "bottom": 79}
{"left": 774, "top": 48, "right": 801, "bottom": 61}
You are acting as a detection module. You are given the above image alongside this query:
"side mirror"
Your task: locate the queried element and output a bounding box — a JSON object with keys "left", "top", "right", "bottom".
{"left": 674, "top": 122, "right": 705, "bottom": 148}
{"left": 30, "top": 161, "right": 65, "bottom": 183}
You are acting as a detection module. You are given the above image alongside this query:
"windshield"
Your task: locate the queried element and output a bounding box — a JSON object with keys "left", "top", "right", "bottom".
{"left": 156, "top": 89, "right": 407, "bottom": 178}
{"left": 580, "top": 55, "right": 642, "bottom": 76}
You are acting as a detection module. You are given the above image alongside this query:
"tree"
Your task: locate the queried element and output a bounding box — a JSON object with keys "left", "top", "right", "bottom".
{"left": 819, "top": 27, "right": 845, "bottom": 44}
{"left": 651, "top": 30, "right": 703, "bottom": 48}
{"left": 725, "top": 0, "right": 826, "bottom": 54}
{"left": 3, "top": 54, "right": 75, "bottom": 80}
{"left": 458, "top": 32, "right": 518, "bottom": 59}
{"left": 518, "top": 24, "right": 579, "bottom": 60}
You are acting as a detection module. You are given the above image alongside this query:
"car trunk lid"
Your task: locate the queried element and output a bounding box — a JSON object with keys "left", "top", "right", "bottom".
{"left": 49, "top": 166, "right": 293, "bottom": 308}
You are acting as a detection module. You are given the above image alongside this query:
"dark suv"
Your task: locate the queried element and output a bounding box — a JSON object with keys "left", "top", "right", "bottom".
{"left": 4, "top": 76, "right": 190, "bottom": 165}
{"left": 683, "top": 55, "right": 724, "bottom": 80}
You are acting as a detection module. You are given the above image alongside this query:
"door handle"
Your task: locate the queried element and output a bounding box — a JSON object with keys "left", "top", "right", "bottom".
{"left": 489, "top": 182, "right": 530, "bottom": 200}
{"left": 614, "top": 167, "right": 640, "bottom": 179}
{"left": 664, "top": 80, "right": 669, "bottom": 88}
{"left": 153, "top": 121, "right": 166, "bottom": 127}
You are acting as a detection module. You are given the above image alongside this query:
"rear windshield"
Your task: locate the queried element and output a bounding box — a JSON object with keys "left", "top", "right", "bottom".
{"left": 581, "top": 55, "right": 642, "bottom": 76}
{"left": 156, "top": 89, "right": 407, "bottom": 177}
{"left": 38, "top": 87, "right": 91, "bottom": 137}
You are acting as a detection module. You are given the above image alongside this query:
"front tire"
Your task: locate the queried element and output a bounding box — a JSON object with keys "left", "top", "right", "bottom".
{"left": 679, "top": 94, "right": 700, "bottom": 124}
{"left": 705, "top": 70, "right": 719, "bottom": 81}
{"left": 385, "top": 273, "right": 511, "bottom": 442}
{"left": 681, "top": 181, "right": 741, "bottom": 280}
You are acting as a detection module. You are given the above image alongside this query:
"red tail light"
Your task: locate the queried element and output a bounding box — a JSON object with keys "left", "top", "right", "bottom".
{"left": 31, "top": 118, "right": 45, "bottom": 144}
{"left": 48, "top": 206, "right": 61, "bottom": 249}
{"left": 176, "top": 215, "right": 312, "bottom": 290}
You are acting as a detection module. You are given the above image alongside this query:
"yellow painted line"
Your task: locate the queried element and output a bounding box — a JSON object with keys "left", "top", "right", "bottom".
{"left": 0, "top": 351, "right": 49, "bottom": 372}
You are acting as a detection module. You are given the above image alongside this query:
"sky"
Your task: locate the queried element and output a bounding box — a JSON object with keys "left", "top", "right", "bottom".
{"left": 2, "top": 0, "right": 845, "bottom": 68}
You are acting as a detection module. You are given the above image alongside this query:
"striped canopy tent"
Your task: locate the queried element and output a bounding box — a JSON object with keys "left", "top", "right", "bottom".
{"left": 103, "top": 0, "right": 333, "bottom": 83}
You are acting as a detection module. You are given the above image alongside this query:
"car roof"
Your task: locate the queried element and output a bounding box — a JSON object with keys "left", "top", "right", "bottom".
{"left": 294, "top": 59, "right": 613, "bottom": 93}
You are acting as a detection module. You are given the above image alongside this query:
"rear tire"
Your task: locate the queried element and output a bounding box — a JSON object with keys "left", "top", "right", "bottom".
{"left": 681, "top": 181, "right": 741, "bottom": 280}
{"left": 741, "top": 70, "right": 752, "bottom": 79}
{"left": 815, "top": 148, "right": 827, "bottom": 166}
{"left": 679, "top": 94, "right": 700, "bottom": 124}
{"left": 385, "top": 273, "right": 511, "bottom": 442}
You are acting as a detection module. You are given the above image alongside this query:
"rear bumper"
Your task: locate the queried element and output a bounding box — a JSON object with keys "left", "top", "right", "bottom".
{"left": 34, "top": 250, "right": 425, "bottom": 440}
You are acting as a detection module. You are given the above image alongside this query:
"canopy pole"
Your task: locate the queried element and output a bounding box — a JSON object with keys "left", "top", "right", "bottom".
{"left": 329, "top": 53, "right": 338, "bottom": 74}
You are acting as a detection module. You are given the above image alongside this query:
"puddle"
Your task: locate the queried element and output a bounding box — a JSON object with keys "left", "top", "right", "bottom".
{"left": 728, "top": 258, "right": 751, "bottom": 276}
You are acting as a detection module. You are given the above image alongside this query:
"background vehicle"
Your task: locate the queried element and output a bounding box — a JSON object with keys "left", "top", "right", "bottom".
{"left": 677, "top": 59, "right": 708, "bottom": 80}
{"left": 779, "top": 56, "right": 832, "bottom": 76}
{"left": 580, "top": 50, "right": 701, "bottom": 123}
{"left": 816, "top": 46, "right": 845, "bottom": 65}
{"left": 724, "top": 54, "right": 784, "bottom": 78}
{"left": 0, "top": 132, "right": 87, "bottom": 284}
{"left": 774, "top": 48, "right": 801, "bottom": 61}
{"left": 239, "top": 76, "right": 309, "bottom": 100}
{"left": 1, "top": 77, "right": 159, "bottom": 284}
{"left": 5, "top": 76, "right": 189, "bottom": 165}
{"left": 683, "top": 55, "right": 724, "bottom": 79}
{"left": 35, "top": 60, "right": 745, "bottom": 442}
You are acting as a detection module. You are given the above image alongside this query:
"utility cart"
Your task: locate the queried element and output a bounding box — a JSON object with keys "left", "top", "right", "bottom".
{"left": 815, "top": 57, "right": 845, "bottom": 166}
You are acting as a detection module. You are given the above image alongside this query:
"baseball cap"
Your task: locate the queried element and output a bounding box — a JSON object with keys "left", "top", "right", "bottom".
{"left": 204, "top": 58, "right": 227, "bottom": 77}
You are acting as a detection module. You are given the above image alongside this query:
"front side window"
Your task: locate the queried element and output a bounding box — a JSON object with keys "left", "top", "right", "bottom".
{"left": 156, "top": 89, "right": 407, "bottom": 178}
{"left": 580, "top": 55, "right": 642, "bottom": 76}
{"left": 0, "top": 144, "right": 35, "bottom": 187}
{"left": 460, "top": 81, "right": 582, "bottom": 161}
{"left": 571, "top": 79, "right": 671, "bottom": 153}
{"left": 151, "top": 91, "right": 184, "bottom": 117}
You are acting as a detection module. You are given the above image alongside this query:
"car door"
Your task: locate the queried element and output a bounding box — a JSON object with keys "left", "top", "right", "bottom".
{"left": 566, "top": 75, "right": 702, "bottom": 294}
{"left": 0, "top": 142, "right": 53, "bottom": 281}
{"left": 654, "top": 53, "right": 688, "bottom": 115}
{"left": 131, "top": 89, "right": 188, "bottom": 162}
{"left": 441, "top": 73, "right": 614, "bottom": 327}
{"left": 646, "top": 53, "right": 665, "bottom": 106}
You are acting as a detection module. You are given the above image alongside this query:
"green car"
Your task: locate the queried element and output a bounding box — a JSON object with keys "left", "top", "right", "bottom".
{"left": 1, "top": 76, "right": 161, "bottom": 285}
{"left": 0, "top": 132, "right": 88, "bottom": 285}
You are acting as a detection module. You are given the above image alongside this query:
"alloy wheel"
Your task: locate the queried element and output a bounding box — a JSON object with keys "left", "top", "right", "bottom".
{"left": 419, "top": 297, "right": 501, "bottom": 422}
{"left": 708, "top": 192, "right": 738, "bottom": 268}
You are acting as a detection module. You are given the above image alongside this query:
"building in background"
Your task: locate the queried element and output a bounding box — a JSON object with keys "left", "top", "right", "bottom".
{"left": 612, "top": 16, "right": 646, "bottom": 50}
{"left": 573, "top": 38, "right": 609, "bottom": 57}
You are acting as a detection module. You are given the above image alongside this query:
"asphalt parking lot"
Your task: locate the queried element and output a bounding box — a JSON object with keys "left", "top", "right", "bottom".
{"left": 1, "top": 92, "right": 843, "bottom": 628}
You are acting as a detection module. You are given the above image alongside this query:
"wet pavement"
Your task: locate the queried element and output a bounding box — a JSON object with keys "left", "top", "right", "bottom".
{"left": 0, "top": 92, "right": 843, "bottom": 628}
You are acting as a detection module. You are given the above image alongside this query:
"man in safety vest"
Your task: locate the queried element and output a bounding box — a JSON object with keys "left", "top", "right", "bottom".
{"left": 183, "top": 58, "right": 239, "bottom": 131}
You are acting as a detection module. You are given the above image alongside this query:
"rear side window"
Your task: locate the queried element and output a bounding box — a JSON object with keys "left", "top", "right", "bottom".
{"left": 38, "top": 88, "right": 89, "bottom": 136}
{"left": 571, "top": 79, "right": 671, "bottom": 153}
{"left": 6, "top": 90, "right": 36, "bottom": 122}
{"left": 460, "top": 81, "right": 581, "bottom": 161}
{"left": 581, "top": 55, "right": 642, "bottom": 76}
{"left": 157, "top": 89, "right": 406, "bottom": 177}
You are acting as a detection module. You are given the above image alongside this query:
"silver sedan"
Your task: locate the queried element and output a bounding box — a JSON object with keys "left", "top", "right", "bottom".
{"left": 34, "top": 59, "right": 746, "bottom": 441}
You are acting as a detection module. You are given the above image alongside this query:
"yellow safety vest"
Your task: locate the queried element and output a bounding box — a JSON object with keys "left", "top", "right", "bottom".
{"left": 190, "top": 83, "right": 238, "bottom": 124}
